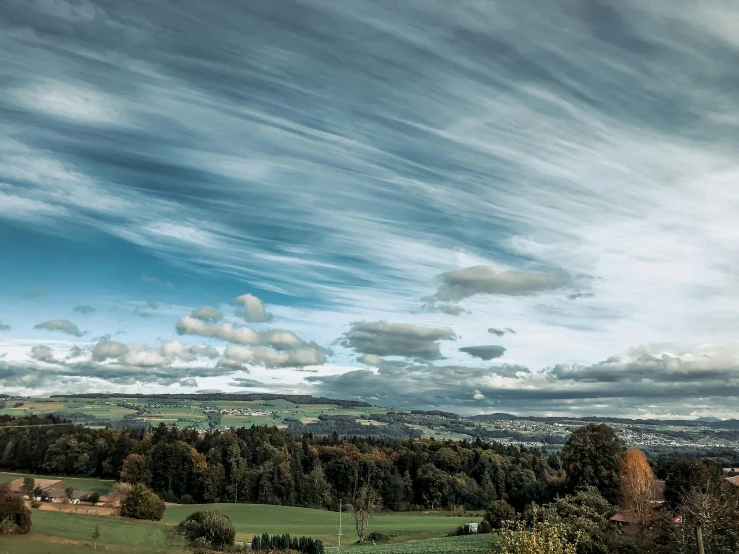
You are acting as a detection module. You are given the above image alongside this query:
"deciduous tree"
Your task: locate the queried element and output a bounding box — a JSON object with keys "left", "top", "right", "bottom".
{"left": 561, "top": 424, "right": 623, "bottom": 503}
{"left": 119, "top": 484, "right": 165, "bottom": 521}
{"left": 0, "top": 483, "right": 32, "bottom": 535}
{"left": 179, "top": 510, "right": 236, "bottom": 548}
{"left": 350, "top": 485, "right": 382, "bottom": 543}
{"left": 619, "top": 448, "right": 656, "bottom": 525}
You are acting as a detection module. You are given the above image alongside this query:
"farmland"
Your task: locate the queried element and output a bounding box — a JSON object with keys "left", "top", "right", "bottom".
{"left": 2, "top": 393, "right": 739, "bottom": 453}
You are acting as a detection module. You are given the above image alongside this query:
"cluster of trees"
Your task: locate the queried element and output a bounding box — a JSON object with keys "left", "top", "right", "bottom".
{"left": 250, "top": 533, "right": 325, "bottom": 554}
{"left": 481, "top": 423, "right": 739, "bottom": 554}
{"left": 0, "top": 415, "right": 145, "bottom": 478}
{"left": 0, "top": 415, "right": 557, "bottom": 512}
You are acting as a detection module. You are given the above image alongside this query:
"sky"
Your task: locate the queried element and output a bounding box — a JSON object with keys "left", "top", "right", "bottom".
{"left": 2, "top": 0, "right": 739, "bottom": 419}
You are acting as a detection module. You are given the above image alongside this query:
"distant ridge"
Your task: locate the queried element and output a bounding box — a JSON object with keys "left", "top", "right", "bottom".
{"left": 470, "top": 413, "right": 738, "bottom": 427}
{"left": 49, "top": 392, "right": 372, "bottom": 408}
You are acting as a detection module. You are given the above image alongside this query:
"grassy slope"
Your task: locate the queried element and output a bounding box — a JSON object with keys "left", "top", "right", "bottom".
{"left": 0, "top": 510, "right": 184, "bottom": 554}
{"left": 0, "top": 471, "right": 114, "bottom": 494}
{"left": 164, "top": 503, "right": 475, "bottom": 546}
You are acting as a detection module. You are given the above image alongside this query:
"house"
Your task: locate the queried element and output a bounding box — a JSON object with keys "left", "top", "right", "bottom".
{"left": 70, "top": 490, "right": 97, "bottom": 505}
{"left": 42, "top": 487, "right": 67, "bottom": 503}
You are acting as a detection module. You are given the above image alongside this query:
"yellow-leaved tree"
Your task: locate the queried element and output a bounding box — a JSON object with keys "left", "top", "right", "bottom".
{"left": 618, "top": 448, "right": 656, "bottom": 525}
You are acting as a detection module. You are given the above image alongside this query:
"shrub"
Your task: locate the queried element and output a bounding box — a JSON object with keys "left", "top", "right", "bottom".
{"left": 484, "top": 499, "right": 517, "bottom": 530}
{"left": 179, "top": 510, "right": 236, "bottom": 548}
{"left": 119, "top": 484, "right": 165, "bottom": 521}
{"left": 497, "top": 521, "right": 580, "bottom": 554}
{"left": 251, "top": 533, "right": 324, "bottom": 554}
{"left": 367, "top": 531, "right": 391, "bottom": 542}
{"left": 30, "top": 500, "right": 41, "bottom": 509}
{"left": 0, "top": 483, "right": 32, "bottom": 534}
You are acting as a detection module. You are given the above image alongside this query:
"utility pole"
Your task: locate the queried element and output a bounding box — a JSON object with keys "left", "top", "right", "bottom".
{"left": 338, "top": 498, "right": 343, "bottom": 550}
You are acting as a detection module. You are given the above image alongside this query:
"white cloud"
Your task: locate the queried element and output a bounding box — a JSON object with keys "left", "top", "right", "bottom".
{"left": 233, "top": 294, "right": 269, "bottom": 322}
{"left": 30, "top": 345, "right": 54, "bottom": 362}
{"left": 175, "top": 316, "right": 260, "bottom": 345}
{"left": 190, "top": 305, "right": 223, "bottom": 323}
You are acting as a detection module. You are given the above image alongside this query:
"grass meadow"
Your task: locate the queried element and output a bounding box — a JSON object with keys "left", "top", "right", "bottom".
{"left": 163, "top": 503, "right": 478, "bottom": 546}
{"left": 0, "top": 500, "right": 487, "bottom": 553}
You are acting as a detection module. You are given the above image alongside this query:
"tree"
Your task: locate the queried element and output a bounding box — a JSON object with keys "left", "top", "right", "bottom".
{"left": 619, "top": 448, "right": 656, "bottom": 526}
{"left": 109, "top": 482, "right": 133, "bottom": 502}
{"left": 22, "top": 477, "right": 34, "bottom": 497}
{"left": 658, "top": 478, "right": 739, "bottom": 554}
{"left": 0, "top": 483, "right": 32, "bottom": 535}
{"left": 179, "top": 510, "right": 236, "bottom": 548}
{"left": 530, "top": 487, "right": 627, "bottom": 554}
{"left": 92, "top": 524, "right": 101, "bottom": 550}
{"left": 350, "top": 485, "right": 382, "bottom": 543}
{"left": 664, "top": 459, "right": 724, "bottom": 510}
{"left": 561, "top": 424, "right": 623, "bottom": 503}
{"left": 484, "top": 499, "right": 517, "bottom": 529}
{"left": 65, "top": 487, "right": 75, "bottom": 502}
{"left": 120, "top": 453, "right": 151, "bottom": 485}
{"left": 119, "top": 484, "right": 165, "bottom": 520}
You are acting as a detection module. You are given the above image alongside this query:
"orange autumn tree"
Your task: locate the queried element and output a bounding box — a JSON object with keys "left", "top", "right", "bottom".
{"left": 619, "top": 448, "right": 656, "bottom": 525}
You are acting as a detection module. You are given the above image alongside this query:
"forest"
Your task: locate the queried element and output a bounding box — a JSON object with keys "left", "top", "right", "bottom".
{"left": 0, "top": 414, "right": 556, "bottom": 510}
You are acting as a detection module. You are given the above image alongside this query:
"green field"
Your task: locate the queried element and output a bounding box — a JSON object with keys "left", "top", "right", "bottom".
{"left": 0, "top": 471, "right": 114, "bottom": 494}
{"left": 163, "top": 503, "right": 476, "bottom": 546}
{"left": 0, "top": 505, "right": 484, "bottom": 553}
{"left": 0, "top": 510, "right": 183, "bottom": 554}
{"left": 327, "top": 533, "right": 495, "bottom": 553}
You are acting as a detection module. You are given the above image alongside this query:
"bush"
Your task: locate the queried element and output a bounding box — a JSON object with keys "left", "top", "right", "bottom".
{"left": 497, "top": 521, "right": 579, "bottom": 554}
{"left": 484, "top": 499, "right": 517, "bottom": 530}
{"left": 367, "top": 531, "right": 391, "bottom": 542}
{"left": 179, "top": 510, "right": 236, "bottom": 548}
{"left": 478, "top": 519, "right": 492, "bottom": 534}
{"left": 0, "top": 484, "right": 32, "bottom": 535}
{"left": 30, "top": 500, "right": 41, "bottom": 509}
{"left": 119, "top": 484, "right": 165, "bottom": 521}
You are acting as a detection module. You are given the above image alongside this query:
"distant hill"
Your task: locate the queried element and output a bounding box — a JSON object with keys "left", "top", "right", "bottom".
{"left": 468, "top": 412, "right": 519, "bottom": 421}
{"left": 50, "top": 392, "right": 372, "bottom": 408}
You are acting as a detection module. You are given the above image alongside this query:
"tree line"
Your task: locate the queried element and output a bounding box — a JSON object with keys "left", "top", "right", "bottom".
{"left": 0, "top": 414, "right": 557, "bottom": 511}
